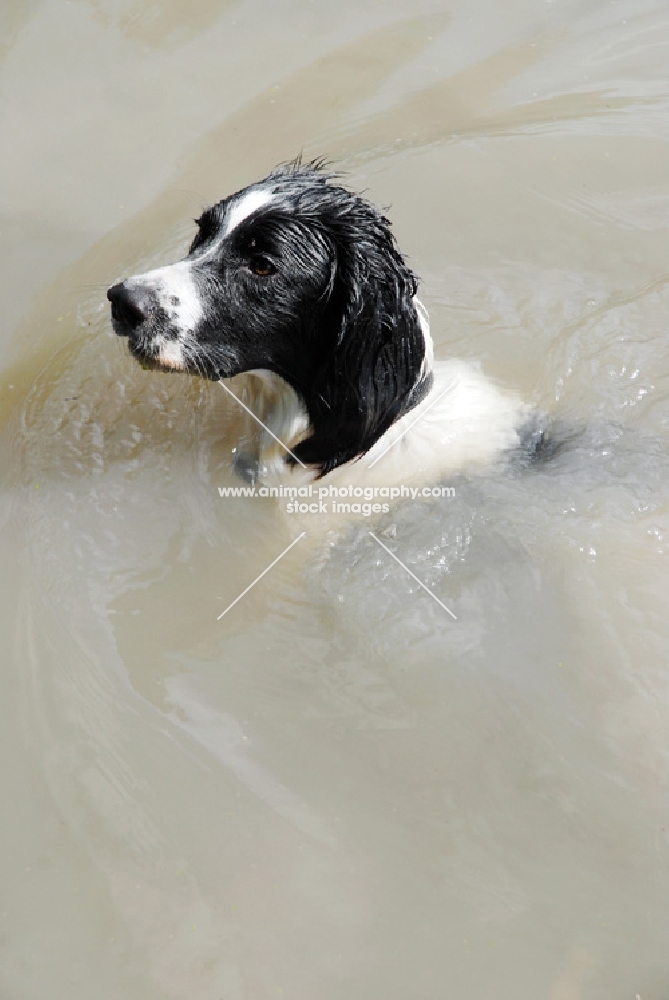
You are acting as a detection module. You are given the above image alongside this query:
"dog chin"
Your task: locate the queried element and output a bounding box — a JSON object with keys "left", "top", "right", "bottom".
{"left": 128, "top": 344, "right": 236, "bottom": 380}
{"left": 129, "top": 353, "right": 176, "bottom": 373}
{"left": 125, "top": 341, "right": 175, "bottom": 373}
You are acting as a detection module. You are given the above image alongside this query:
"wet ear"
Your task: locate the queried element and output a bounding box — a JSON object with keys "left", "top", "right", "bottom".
{"left": 290, "top": 218, "right": 430, "bottom": 475}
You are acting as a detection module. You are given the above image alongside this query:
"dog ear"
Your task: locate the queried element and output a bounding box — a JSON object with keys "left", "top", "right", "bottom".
{"left": 291, "top": 205, "right": 431, "bottom": 475}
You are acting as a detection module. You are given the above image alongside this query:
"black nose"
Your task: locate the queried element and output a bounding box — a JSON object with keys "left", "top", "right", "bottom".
{"left": 107, "top": 282, "right": 147, "bottom": 333}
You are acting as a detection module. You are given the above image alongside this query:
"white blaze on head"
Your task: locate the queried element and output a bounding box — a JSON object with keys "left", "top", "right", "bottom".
{"left": 187, "top": 188, "right": 274, "bottom": 265}
{"left": 224, "top": 188, "right": 273, "bottom": 236}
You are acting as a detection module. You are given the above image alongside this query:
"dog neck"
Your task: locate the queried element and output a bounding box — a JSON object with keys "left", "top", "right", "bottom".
{"left": 289, "top": 294, "right": 434, "bottom": 475}
{"left": 230, "top": 296, "right": 435, "bottom": 481}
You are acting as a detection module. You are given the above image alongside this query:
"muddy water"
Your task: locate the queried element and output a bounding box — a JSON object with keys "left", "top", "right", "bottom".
{"left": 2, "top": 1, "right": 669, "bottom": 997}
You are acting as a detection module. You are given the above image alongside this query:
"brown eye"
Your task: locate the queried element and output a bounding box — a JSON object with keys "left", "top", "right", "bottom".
{"left": 250, "top": 255, "right": 275, "bottom": 277}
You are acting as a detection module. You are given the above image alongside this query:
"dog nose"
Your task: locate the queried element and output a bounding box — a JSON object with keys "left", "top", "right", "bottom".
{"left": 107, "top": 282, "right": 149, "bottom": 333}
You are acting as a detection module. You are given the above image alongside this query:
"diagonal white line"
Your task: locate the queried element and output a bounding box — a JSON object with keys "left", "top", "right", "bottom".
{"left": 218, "top": 379, "right": 307, "bottom": 468}
{"left": 217, "top": 531, "right": 306, "bottom": 620}
{"left": 368, "top": 531, "right": 457, "bottom": 620}
{"left": 367, "top": 380, "right": 458, "bottom": 469}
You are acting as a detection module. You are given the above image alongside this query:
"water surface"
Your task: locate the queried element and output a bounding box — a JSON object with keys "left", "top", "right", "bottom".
{"left": 1, "top": 1, "right": 669, "bottom": 997}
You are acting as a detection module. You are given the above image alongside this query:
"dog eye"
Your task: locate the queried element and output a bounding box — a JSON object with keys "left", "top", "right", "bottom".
{"left": 249, "top": 255, "right": 276, "bottom": 277}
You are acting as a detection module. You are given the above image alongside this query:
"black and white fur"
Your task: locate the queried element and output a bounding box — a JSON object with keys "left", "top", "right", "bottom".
{"left": 108, "top": 162, "right": 528, "bottom": 485}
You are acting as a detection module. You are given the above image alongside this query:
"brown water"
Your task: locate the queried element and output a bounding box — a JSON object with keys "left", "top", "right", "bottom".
{"left": 2, "top": 1, "right": 669, "bottom": 997}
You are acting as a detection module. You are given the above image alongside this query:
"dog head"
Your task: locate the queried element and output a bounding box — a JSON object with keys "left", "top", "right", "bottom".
{"left": 108, "top": 162, "right": 433, "bottom": 473}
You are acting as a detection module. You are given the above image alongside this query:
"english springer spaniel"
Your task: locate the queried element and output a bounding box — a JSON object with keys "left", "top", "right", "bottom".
{"left": 107, "top": 162, "right": 530, "bottom": 487}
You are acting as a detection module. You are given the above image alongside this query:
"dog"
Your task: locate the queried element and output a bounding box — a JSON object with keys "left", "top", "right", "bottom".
{"left": 107, "top": 161, "right": 531, "bottom": 490}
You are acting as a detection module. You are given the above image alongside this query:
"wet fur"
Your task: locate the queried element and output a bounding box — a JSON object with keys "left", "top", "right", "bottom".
{"left": 108, "top": 161, "right": 528, "bottom": 483}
